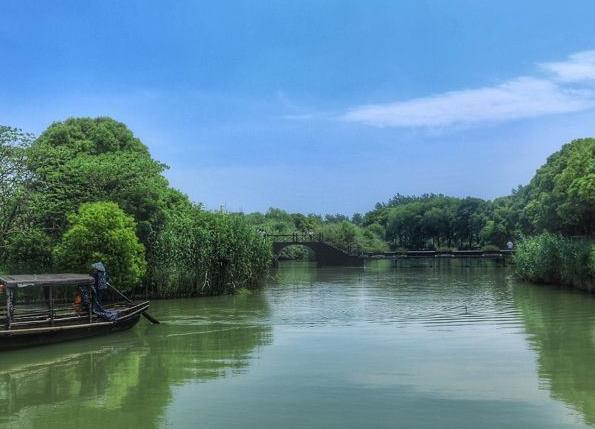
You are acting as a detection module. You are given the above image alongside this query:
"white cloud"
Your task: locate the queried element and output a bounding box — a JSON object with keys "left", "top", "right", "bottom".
{"left": 540, "top": 50, "right": 595, "bottom": 82}
{"left": 341, "top": 50, "right": 595, "bottom": 128}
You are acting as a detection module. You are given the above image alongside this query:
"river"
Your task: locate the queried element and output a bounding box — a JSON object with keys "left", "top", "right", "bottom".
{"left": 1, "top": 261, "right": 595, "bottom": 428}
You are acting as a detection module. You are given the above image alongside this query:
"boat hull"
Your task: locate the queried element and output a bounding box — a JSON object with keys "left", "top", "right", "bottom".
{"left": 0, "top": 313, "right": 142, "bottom": 352}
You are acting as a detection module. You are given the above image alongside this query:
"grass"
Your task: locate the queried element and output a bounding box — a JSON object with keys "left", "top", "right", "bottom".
{"left": 514, "top": 233, "right": 594, "bottom": 291}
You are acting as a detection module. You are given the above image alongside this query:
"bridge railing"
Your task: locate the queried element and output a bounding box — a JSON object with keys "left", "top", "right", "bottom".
{"left": 264, "top": 233, "right": 324, "bottom": 243}
{"left": 362, "top": 249, "right": 514, "bottom": 258}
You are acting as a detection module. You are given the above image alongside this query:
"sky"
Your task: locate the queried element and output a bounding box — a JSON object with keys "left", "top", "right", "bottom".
{"left": 1, "top": 0, "right": 595, "bottom": 215}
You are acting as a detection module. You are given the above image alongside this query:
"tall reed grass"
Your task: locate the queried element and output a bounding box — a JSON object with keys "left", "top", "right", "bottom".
{"left": 147, "top": 208, "right": 271, "bottom": 298}
{"left": 514, "top": 233, "right": 594, "bottom": 291}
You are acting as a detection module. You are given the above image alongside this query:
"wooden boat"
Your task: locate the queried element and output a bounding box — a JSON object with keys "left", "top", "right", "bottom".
{"left": 0, "top": 273, "right": 150, "bottom": 351}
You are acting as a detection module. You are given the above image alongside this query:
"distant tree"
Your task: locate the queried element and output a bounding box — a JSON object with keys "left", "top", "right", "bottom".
{"left": 324, "top": 213, "right": 349, "bottom": 223}
{"left": 479, "top": 220, "right": 508, "bottom": 248}
{"left": 351, "top": 213, "right": 363, "bottom": 225}
{"left": 291, "top": 213, "right": 317, "bottom": 233}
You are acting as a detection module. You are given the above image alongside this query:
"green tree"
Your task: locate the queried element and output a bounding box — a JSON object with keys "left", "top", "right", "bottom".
{"left": 27, "top": 117, "right": 171, "bottom": 244}
{"left": 452, "top": 197, "right": 487, "bottom": 248}
{"left": 522, "top": 138, "right": 595, "bottom": 235}
{"left": 0, "top": 126, "right": 33, "bottom": 264}
{"left": 3, "top": 228, "right": 53, "bottom": 274}
{"left": 479, "top": 220, "right": 508, "bottom": 248}
{"left": 54, "top": 202, "right": 147, "bottom": 288}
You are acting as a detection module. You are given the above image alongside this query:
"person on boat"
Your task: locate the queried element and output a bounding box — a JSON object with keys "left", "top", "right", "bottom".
{"left": 89, "top": 262, "right": 118, "bottom": 321}
{"left": 91, "top": 262, "right": 109, "bottom": 300}
{"left": 73, "top": 291, "right": 83, "bottom": 314}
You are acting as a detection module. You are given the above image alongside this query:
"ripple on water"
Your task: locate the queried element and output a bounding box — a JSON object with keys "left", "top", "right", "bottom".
{"left": 265, "top": 267, "right": 529, "bottom": 330}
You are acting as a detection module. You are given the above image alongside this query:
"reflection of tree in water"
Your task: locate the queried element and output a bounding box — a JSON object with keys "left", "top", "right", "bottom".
{"left": 0, "top": 292, "right": 272, "bottom": 429}
{"left": 273, "top": 261, "right": 319, "bottom": 284}
{"left": 514, "top": 284, "right": 595, "bottom": 426}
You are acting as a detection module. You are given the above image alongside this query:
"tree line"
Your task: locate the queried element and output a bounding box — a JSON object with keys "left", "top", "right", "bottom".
{"left": 1, "top": 117, "right": 592, "bottom": 293}
{"left": 241, "top": 138, "right": 594, "bottom": 289}
{"left": 252, "top": 138, "right": 593, "bottom": 254}
{"left": 0, "top": 118, "right": 270, "bottom": 296}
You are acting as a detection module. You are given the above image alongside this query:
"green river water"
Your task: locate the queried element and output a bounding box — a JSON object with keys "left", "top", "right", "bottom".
{"left": 2, "top": 261, "right": 595, "bottom": 428}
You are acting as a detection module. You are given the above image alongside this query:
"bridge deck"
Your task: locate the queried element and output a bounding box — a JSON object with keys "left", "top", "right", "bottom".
{"left": 265, "top": 234, "right": 513, "bottom": 262}
{"left": 363, "top": 250, "right": 513, "bottom": 259}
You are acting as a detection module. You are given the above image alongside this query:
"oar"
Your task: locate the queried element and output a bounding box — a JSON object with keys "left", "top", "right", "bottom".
{"left": 107, "top": 282, "right": 160, "bottom": 324}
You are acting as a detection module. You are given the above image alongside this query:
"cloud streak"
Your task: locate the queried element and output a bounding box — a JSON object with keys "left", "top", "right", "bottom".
{"left": 341, "top": 50, "right": 595, "bottom": 128}
{"left": 540, "top": 50, "right": 595, "bottom": 82}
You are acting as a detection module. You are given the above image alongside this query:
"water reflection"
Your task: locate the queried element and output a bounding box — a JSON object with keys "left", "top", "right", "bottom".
{"left": 2, "top": 263, "right": 595, "bottom": 429}
{"left": 0, "top": 292, "right": 272, "bottom": 428}
{"left": 515, "top": 284, "right": 595, "bottom": 426}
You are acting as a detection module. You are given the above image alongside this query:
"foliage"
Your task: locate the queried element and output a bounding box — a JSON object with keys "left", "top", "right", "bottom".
{"left": 320, "top": 220, "right": 387, "bottom": 253}
{"left": 363, "top": 138, "right": 594, "bottom": 253}
{"left": 26, "top": 117, "right": 171, "bottom": 244}
{"left": 0, "top": 117, "right": 272, "bottom": 297}
{"left": 0, "top": 126, "right": 34, "bottom": 263}
{"left": 2, "top": 116, "right": 593, "bottom": 294}
{"left": 243, "top": 207, "right": 387, "bottom": 255}
{"left": 54, "top": 202, "right": 147, "bottom": 288}
{"left": 480, "top": 244, "right": 501, "bottom": 252}
{"left": 520, "top": 138, "right": 595, "bottom": 235}
{"left": 514, "top": 233, "right": 594, "bottom": 290}
{"left": 3, "top": 227, "right": 53, "bottom": 274}
{"left": 374, "top": 194, "right": 506, "bottom": 250}
{"left": 150, "top": 207, "right": 271, "bottom": 297}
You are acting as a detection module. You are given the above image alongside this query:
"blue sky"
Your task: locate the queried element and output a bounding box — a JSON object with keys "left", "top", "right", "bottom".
{"left": 1, "top": 1, "right": 595, "bottom": 214}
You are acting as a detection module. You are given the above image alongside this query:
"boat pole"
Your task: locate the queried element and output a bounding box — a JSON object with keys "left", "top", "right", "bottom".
{"left": 107, "top": 282, "right": 160, "bottom": 324}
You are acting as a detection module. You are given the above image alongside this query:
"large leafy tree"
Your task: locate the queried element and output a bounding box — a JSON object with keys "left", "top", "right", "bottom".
{"left": 27, "top": 117, "right": 173, "bottom": 244}
{"left": 522, "top": 138, "right": 595, "bottom": 235}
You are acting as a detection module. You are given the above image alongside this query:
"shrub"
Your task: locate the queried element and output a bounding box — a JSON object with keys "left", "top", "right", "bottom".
{"left": 54, "top": 202, "right": 146, "bottom": 288}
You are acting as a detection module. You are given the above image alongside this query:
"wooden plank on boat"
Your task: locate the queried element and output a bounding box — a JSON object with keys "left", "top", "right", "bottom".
{"left": 0, "top": 321, "right": 115, "bottom": 335}
{"left": 0, "top": 273, "right": 94, "bottom": 289}
{"left": 0, "top": 304, "right": 149, "bottom": 336}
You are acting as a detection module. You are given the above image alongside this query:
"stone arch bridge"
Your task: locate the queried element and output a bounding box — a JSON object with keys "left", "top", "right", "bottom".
{"left": 265, "top": 233, "right": 513, "bottom": 267}
{"left": 266, "top": 233, "right": 364, "bottom": 266}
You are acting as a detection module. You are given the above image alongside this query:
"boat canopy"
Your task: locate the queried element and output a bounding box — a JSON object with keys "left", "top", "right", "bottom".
{"left": 0, "top": 274, "right": 94, "bottom": 289}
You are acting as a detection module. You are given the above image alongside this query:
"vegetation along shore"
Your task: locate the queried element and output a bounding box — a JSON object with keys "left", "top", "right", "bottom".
{"left": 1, "top": 117, "right": 593, "bottom": 296}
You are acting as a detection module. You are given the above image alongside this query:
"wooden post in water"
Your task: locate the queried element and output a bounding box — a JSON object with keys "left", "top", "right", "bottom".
{"left": 49, "top": 286, "right": 54, "bottom": 327}
{"left": 6, "top": 288, "right": 14, "bottom": 330}
{"left": 89, "top": 287, "right": 93, "bottom": 324}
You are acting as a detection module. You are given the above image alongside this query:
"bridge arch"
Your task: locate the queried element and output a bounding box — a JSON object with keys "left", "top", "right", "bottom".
{"left": 272, "top": 242, "right": 316, "bottom": 261}
{"left": 267, "top": 234, "right": 363, "bottom": 266}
